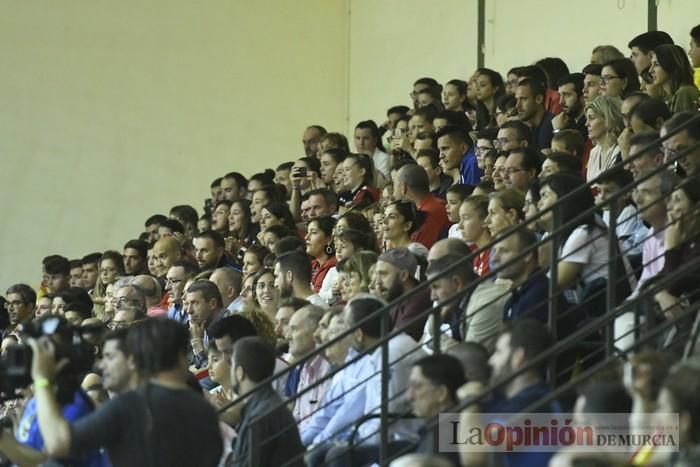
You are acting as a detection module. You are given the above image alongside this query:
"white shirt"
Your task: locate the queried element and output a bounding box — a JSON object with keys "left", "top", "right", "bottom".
{"left": 587, "top": 144, "right": 620, "bottom": 182}
{"left": 560, "top": 224, "right": 611, "bottom": 284}
{"left": 372, "top": 148, "right": 391, "bottom": 179}
{"left": 306, "top": 293, "right": 329, "bottom": 308}
{"left": 448, "top": 223, "right": 463, "bottom": 240}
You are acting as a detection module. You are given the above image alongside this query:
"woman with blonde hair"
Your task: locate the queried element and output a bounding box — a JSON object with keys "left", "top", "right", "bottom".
{"left": 337, "top": 251, "right": 378, "bottom": 301}
{"left": 585, "top": 96, "right": 624, "bottom": 181}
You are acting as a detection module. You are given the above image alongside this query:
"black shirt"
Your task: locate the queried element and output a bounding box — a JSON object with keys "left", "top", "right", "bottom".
{"left": 229, "top": 384, "right": 304, "bottom": 467}
{"left": 70, "top": 383, "right": 222, "bottom": 467}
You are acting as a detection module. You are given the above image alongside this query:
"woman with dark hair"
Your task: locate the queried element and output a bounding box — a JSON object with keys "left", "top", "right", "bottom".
{"left": 319, "top": 148, "right": 347, "bottom": 186}
{"left": 252, "top": 268, "right": 279, "bottom": 321}
{"left": 537, "top": 173, "right": 631, "bottom": 300}
{"left": 475, "top": 68, "right": 505, "bottom": 127}
{"left": 650, "top": 44, "right": 700, "bottom": 114}
{"left": 656, "top": 177, "right": 700, "bottom": 309}
{"left": 248, "top": 170, "right": 276, "bottom": 193}
{"left": 306, "top": 216, "right": 337, "bottom": 295}
{"left": 382, "top": 201, "right": 426, "bottom": 251}
{"left": 338, "top": 154, "right": 379, "bottom": 212}
{"left": 259, "top": 202, "right": 296, "bottom": 234}
{"left": 535, "top": 57, "right": 570, "bottom": 91}
{"left": 600, "top": 58, "right": 640, "bottom": 99}
{"left": 261, "top": 224, "right": 297, "bottom": 251}
{"left": 336, "top": 211, "right": 378, "bottom": 252}
{"left": 442, "top": 79, "right": 469, "bottom": 112}
{"left": 227, "top": 199, "right": 257, "bottom": 262}
{"left": 211, "top": 200, "right": 232, "bottom": 236}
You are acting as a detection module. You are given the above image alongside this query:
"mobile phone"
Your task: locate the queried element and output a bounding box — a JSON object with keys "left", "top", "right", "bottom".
{"left": 297, "top": 167, "right": 307, "bottom": 178}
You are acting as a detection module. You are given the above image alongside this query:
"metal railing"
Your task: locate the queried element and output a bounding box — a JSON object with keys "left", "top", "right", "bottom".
{"left": 224, "top": 112, "right": 700, "bottom": 467}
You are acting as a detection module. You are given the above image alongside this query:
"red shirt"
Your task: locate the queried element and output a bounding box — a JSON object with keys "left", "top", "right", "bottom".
{"left": 411, "top": 194, "right": 451, "bottom": 249}
{"left": 311, "top": 256, "right": 337, "bottom": 293}
{"left": 469, "top": 244, "right": 491, "bottom": 276}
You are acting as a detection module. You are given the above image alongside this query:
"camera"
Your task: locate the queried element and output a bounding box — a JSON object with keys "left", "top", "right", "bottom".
{"left": 0, "top": 316, "right": 95, "bottom": 400}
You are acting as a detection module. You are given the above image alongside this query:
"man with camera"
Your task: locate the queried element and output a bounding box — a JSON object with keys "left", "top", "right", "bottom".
{"left": 0, "top": 315, "right": 104, "bottom": 467}
{"left": 27, "top": 318, "right": 222, "bottom": 467}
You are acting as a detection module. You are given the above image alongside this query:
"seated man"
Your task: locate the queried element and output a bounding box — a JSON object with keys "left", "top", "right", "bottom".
{"left": 458, "top": 319, "right": 561, "bottom": 467}
{"left": 284, "top": 305, "right": 331, "bottom": 430}
{"left": 424, "top": 254, "right": 508, "bottom": 352}
{"left": 229, "top": 337, "right": 305, "bottom": 467}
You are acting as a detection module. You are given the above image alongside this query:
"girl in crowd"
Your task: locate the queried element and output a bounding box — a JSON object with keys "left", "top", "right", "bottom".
{"left": 306, "top": 216, "right": 337, "bottom": 294}
{"left": 338, "top": 154, "right": 379, "bottom": 212}
{"left": 485, "top": 188, "right": 525, "bottom": 238}
{"left": 475, "top": 68, "right": 506, "bottom": 128}
{"left": 211, "top": 200, "right": 232, "bottom": 236}
{"left": 319, "top": 148, "right": 347, "bottom": 186}
{"left": 252, "top": 268, "right": 279, "bottom": 322}
{"left": 459, "top": 195, "right": 493, "bottom": 276}
{"left": 600, "top": 58, "right": 640, "bottom": 99}
{"left": 241, "top": 244, "right": 269, "bottom": 278}
{"left": 319, "top": 132, "right": 350, "bottom": 154}
{"left": 227, "top": 199, "right": 256, "bottom": 262}
{"left": 585, "top": 96, "right": 624, "bottom": 181}
{"left": 442, "top": 79, "right": 469, "bottom": 112}
{"left": 381, "top": 201, "right": 426, "bottom": 251}
{"left": 259, "top": 202, "right": 297, "bottom": 239}
{"left": 261, "top": 225, "right": 297, "bottom": 251}
{"left": 91, "top": 250, "right": 125, "bottom": 320}
{"left": 650, "top": 44, "right": 700, "bottom": 114}
{"left": 239, "top": 274, "right": 257, "bottom": 313}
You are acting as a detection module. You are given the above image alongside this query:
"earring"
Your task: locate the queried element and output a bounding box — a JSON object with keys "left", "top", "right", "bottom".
{"left": 325, "top": 244, "right": 334, "bottom": 256}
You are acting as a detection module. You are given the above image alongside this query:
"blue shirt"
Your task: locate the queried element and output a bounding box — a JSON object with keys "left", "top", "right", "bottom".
{"left": 284, "top": 364, "right": 304, "bottom": 398}
{"left": 503, "top": 270, "right": 550, "bottom": 323}
{"left": 17, "top": 390, "right": 107, "bottom": 467}
{"left": 166, "top": 303, "right": 188, "bottom": 325}
{"left": 459, "top": 147, "right": 482, "bottom": 186}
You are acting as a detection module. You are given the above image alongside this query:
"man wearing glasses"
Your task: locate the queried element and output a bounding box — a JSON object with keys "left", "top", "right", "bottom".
{"left": 107, "top": 281, "right": 147, "bottom": 331}
{"left": 3, "top": 284, "right": 36, "bottom": 337}
{"left": 661, "top": 111, "right": 700, "bottom": 177}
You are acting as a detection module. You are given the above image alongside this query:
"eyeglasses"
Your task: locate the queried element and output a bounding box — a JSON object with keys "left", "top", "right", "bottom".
{"left": 600, "top": 75, "right": 621, "bottom": 85}
{"left": 4, "top": 300, "right": 25, "bottom": 309}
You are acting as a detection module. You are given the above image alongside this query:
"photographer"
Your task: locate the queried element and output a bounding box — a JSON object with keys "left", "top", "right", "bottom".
{"left": 28, "top": 318, "right": 222, "bottom": 467}
{"left": 0, "top": 315, "right": 104, "bottom": 467}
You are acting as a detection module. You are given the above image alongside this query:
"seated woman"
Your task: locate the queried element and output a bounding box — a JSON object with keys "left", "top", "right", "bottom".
{"left": 258, "top": 201, "right": 298, "bottom": 244}
{"left": 306, "top": 216, "right": 337, "bottom": 295}
{"left": 538, "top": 172, "right": 633, "bottom": 307}
{"left": 261, "top": 224, "right": 297, "bottom": 251}
{"left": 655, "top": 177, "right": 700, "bottom": 318}
{"left": 381, "top": 201, "right": 427, "bottom": 252}
{"left": 338, "top": 154, "right": 380, "bottom": 213}
{"left": 227, "top": 199, "right": 256, "bottom": 263}
{"left": 485, "top": 188, "right": 525, "bottom": 239}
{"left": 650, "top": 44, "right": 700, "bottom": 114}
{"left": 252, "top": 268, "right": 279, "bottom": 322}
{"left": 241, "top": 244, "right": 270, "bottom": 278}
{"left": 585, "top": 95, "right": 625, "bottom": 182}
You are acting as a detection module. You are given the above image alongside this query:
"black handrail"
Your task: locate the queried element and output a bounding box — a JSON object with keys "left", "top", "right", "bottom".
{"left": 232, "top": 115, "right": 700, "bottom": 465}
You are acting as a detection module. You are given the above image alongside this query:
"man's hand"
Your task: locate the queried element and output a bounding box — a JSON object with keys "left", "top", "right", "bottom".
{"left": 189, "top": 319, "right": 204, "bottom": 341}
{"left": 457, "top": 381, "right": 485, "bottom": 401}
{"left": 26, "top": 337, "right": 60, "bottom": 383}
{"left": 552, "top": 112, "right": 570, "bottom": 131}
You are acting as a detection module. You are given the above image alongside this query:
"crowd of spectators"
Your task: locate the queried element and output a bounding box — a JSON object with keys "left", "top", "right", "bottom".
{"left": 0, "top": 25, "right": 700, "bottom": 467}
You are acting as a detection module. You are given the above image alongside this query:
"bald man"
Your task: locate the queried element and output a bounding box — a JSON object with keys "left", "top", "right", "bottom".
{"left": 132, "top": 275, "right": 166, "bottom": 317}
{"left": 427, "top": 238, "right": 472, "bottom": 263}
{"left": 209, "top": 267, "right": 243, "bottom": 314}
{"left": 152, "top": 237, "right": 182, "bottom": 278}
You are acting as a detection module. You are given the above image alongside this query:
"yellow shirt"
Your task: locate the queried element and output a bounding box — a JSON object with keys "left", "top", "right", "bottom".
{"left": 695, "top": 68, "right": 700, "bottom": 90}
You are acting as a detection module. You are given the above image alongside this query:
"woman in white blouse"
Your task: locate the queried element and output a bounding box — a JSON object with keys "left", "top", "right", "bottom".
{"left": 585, "top": 95, "right": 624, "bottom": 182}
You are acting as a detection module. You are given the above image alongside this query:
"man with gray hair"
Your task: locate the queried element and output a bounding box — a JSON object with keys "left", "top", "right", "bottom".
{"left": 285, "top": 304, "right": 331, "bottom": 431}
{"left": 110, "top": 279, "right": 147, "bottom": 330}
{"left": 186, "top": 280, "right": 225, "bottom": 370}
{"left": 616, "top": 169, "right": 678, "bottom": 350}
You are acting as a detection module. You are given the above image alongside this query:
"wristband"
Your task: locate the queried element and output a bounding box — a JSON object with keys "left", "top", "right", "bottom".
{"left": 34, "top": 378, "right": 52, "bottom": 389}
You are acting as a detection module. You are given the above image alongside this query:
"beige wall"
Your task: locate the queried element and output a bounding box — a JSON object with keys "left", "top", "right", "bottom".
{"left": 347, "top": 0, "right": 478, "bottom": 135}
{"left": 0, "top": 0, "right": 698, "bottom": 291}
{"left": 0, "top": 0, "right": 349, "bottom": 289}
